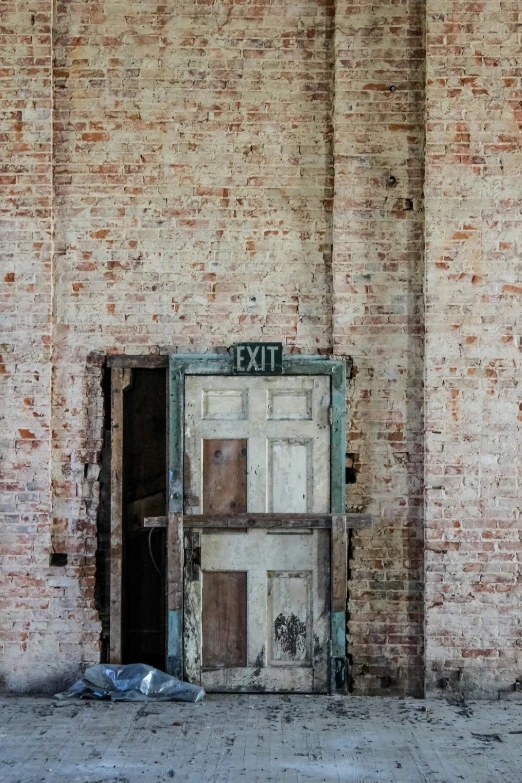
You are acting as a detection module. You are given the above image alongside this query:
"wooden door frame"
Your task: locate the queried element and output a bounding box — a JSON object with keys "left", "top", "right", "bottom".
{"left": 109, "top": 366, "right": 133, "bottom": 664}
{"left": 107, "top": 352, "right": 372, "bottom": 693}
{"left": 168, "top": 353, "right": 356, "bottom": 692}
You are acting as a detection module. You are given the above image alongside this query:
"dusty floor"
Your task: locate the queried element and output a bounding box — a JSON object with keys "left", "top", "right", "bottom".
{"left": 1, "top": 694, "right": 522, "bottom": 782}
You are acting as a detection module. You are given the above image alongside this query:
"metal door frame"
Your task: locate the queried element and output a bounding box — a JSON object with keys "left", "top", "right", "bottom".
{"left": 167, "top": 352, "right": 352, "bottom": 692}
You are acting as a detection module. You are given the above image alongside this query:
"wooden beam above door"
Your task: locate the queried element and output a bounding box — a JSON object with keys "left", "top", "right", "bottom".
{"left": 107, "top": 355, "right": 169, "bottom": 368}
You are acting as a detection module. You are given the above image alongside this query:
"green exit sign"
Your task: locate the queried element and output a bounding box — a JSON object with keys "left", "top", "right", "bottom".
{"left": 233, "top": 343, "right": 283, "bottom": 374}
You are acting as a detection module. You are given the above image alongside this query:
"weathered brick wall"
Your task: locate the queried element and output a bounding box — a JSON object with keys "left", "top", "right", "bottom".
{"left": 0, "top": 1, "right": 58, "bottom": 690}
{"left": 2, "top": 0, "right": 519, "bottom": 696}
{"left": 53, "top": 0, "right": 335, "bottom": 354}
{"left": 333, "top": 0, "right": 426, "bottom": 695}
{"left": 2, "top": 0, "right": 426, "bottom": 696}
{"left": 424, "top": 0, "right": 522, "bottom": 697}
{"left": 48, "top": 0, "right": 336, "bottom": 692}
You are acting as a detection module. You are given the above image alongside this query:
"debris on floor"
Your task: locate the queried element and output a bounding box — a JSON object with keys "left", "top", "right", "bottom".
{"left": 471, "top": 732, "right": 503, "bottom": 743}
{"left": 54, "top": 663, "right": 205, "bottom": 703}
{"left": 2, "top": 694, "right": 522, "bottom": 782}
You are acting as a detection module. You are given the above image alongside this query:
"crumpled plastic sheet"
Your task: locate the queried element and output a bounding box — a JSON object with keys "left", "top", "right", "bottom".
{"left": 54, "top": 663, "right": 205, "bottom": 703}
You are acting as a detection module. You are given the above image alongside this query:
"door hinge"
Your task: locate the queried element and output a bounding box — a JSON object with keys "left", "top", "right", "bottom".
{"left": 328, "top": 406, "right": 333, "bottom": 426}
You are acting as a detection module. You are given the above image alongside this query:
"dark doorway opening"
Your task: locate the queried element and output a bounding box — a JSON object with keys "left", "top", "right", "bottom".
{"left": 122, "top": 368, "right": 167, "bottom": 670}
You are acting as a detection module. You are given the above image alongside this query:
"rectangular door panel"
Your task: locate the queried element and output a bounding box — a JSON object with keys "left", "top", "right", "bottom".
{"left": 268, "top": 571, "right": 312, "bottom": 665}
{"left": 268, "top": 439, "right": 312, "bottom": 513}
{"left": 267, "top": 389, "right": 313, "bottom": 420}
{"left": 203, "top": 389, "right": 248, "bottom": 420}
{"left": 185, "top": 376, "right": 330, "bottom": 515}
{"left": 202, "top": 439, "right": 247, "bottom": 514}
{"left": 202, "top": 571, "right": 247, "bottom": 668}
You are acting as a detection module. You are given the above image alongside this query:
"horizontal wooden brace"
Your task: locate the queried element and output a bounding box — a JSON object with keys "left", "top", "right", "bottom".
{"left": 345, "top": 513, "right": 372, "bottom": 529}
{"left": 187, "top": 517, "right": 332, "bottom": 529}
{"left": 144, "top": 516, "right": 168, "bottom": 527}
{"left": 147, "top": 513, "right": 373, "bottom": 530}
{"left": 183, "top": 513, "right": 371, "bottom": 530}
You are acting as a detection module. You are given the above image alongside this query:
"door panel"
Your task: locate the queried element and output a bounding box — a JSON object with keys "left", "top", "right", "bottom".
{"left": 203, "top": 389, "right": 248, "bottom": 420}
{"left": 202, "top": 571, "right": 247, "bottom": 668}
{"left": 183, "top": 375, "right": 331, "bottom": 693}
{"left": 268, "top": 439, "right": 312, "bottom": 513}
{"left": 202, "top": 439, "right": 247, "bottom": 514}
{"left": 268, "top": 571, "right": 312, "bottom": 664}
{"left": 267, "top": 388, "right": 313, "bottom": 420}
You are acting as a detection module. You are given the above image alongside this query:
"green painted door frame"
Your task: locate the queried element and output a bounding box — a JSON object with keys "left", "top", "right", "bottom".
{"left": 167, "top": 353, "right": 348, "bottom": 691}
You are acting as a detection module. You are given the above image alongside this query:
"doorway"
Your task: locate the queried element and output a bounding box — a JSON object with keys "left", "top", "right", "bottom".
{"left": 167, "top": 354, "right": 348, "bottom": 693}
{"left": 108, "top": 353, "right": 351, "bottom": 693}
{"left": 110, "top": 366, "right": 167, "bottom": 670}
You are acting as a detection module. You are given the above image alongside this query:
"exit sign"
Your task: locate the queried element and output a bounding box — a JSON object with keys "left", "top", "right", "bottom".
{"left": 233, "top": 343, "right": 283, "bottom": 374}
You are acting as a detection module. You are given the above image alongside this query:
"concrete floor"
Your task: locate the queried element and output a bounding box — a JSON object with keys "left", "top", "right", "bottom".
{"left": 1, "top": 694, "right": 522, "bottom": 782}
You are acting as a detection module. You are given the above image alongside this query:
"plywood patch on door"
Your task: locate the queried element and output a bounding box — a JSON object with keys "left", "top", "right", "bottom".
{"left": 202, "top": 571, "right": 247, "bottom": 669}
{"left": 203, "top": 439, "right": 247, "bottom": 513}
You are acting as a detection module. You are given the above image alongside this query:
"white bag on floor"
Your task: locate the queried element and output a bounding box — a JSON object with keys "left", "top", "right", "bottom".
{"left": 55, "top": 663, "right": 205, "bottom": 703}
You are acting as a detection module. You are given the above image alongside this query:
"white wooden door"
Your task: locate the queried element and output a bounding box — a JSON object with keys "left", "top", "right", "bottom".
{"left": 183, "top": 375, "right": 331, "bottom": 692}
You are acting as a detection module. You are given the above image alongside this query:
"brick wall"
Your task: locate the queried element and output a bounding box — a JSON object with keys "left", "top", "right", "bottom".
{"left": 333, "top": 0, "right": 425, "bottom": 695}
{"left": 50, "top": 0, "right": 336, "bottom": 692}
{"left": 1, "top": 0, "right": 520, "bottom": 696}
{"left": 0, "top": 0, "right": 58, "bottom": 690}
{"left": 424, "top": 0, "right": 522, "bottom": 697}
